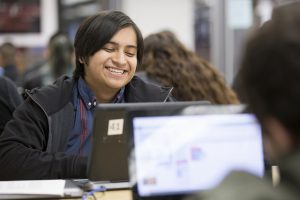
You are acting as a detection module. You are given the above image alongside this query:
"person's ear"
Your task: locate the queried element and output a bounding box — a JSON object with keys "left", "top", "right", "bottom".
{"left": 79, "top": 58, "right": 84, "bottom": 64}
{"left": 263, "top": 117, "right": 293, "bottom": 159}
{"left": 79, "top": 57, "right": 89, "bottom": 65}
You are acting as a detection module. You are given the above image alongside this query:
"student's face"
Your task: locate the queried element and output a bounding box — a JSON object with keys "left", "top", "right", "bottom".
{"left": 84, "top": 26, "right": 138, "bottom": 94}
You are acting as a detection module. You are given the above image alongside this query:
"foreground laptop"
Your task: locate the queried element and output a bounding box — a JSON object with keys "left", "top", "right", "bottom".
{"left": 0, "top": 180, "right": 83, "bottom": 199}
{"left": 87, "top": 101, "right": 210, "bottom": 190}
{"left": 127, "top": 105, "right": 265, "bottom": 200}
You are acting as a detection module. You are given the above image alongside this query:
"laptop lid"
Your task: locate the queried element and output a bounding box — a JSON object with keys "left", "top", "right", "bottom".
{"left": 127, "top": 105, "right": 264, "bottom": 199}
{"left": 87, "top": 101, "right": 210, "bottom": 186}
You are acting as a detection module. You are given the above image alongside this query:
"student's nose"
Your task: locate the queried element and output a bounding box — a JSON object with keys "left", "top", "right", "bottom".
{"left": 113, "top": 51, "right": 126, "bottom": 66}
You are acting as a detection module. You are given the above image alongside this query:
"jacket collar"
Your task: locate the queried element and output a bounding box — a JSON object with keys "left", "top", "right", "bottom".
{"left": 26, "top": 75, "right": 74, "bottom": 115}
{"left": 27, "top": 75, "right": 174, "bottom": 115}
{"left": 125, "top": 76, "right": 173, "bottom": 102}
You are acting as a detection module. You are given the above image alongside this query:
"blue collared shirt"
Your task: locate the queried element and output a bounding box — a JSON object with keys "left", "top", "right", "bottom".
{"left": 66, "top": 77, "right": 125, "bottom": 156}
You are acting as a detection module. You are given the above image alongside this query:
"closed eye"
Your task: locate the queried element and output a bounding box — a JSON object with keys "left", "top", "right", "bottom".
{"left": 125, "top": 52, "right": 136, "bottom": 57}
{"left": 103, "top": 47, "right": 115, "bottom": 52}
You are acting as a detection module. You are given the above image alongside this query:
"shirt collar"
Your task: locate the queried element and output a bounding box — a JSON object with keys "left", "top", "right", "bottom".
{"left": 113, "top": 87, "right": 125, "bottom": 103}
{"left": 77, "top": 77, "right": 97, "bottom": 110}
{"left": 75, "top": 77, "right": 126, "bottom": 108}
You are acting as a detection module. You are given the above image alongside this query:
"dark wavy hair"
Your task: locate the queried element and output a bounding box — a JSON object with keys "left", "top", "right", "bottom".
{"left": 73, "top": 10, "right": 143, "bottom": 79}
{"left": 239, "top": 2, "right": 300, "bottom": 139}
{"left": 139, "top": 30, "right": 239, "bottom": 104}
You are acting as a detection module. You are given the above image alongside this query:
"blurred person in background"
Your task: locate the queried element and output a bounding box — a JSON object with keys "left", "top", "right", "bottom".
{"left": 137, "top": 30, "right": 239, "bottom": 104}
{"left": 186, "top": 2, "right": 300, "bottom": 200}
{"left": 0, "top": 42, "right": 20, "bottom": 85}
{"left": 14, "top": 47, "right": 29, "bottom": 82}
{"left": 23, "top": 32, "right": 75, "bottom": 90}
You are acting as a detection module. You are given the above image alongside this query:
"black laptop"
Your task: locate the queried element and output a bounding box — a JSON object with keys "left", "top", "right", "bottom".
{"left": 87, "top": 101, "right": 210, "bottom": 190}
{"left": 127, "top": 104, "right": 265, "bottom": 200}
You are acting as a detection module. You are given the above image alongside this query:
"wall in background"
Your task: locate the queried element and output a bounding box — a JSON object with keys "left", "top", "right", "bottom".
{"left": 122, "top": 0, "right": 195, "bottom": 50}
{"left": 0, "top": 0, "right": 58, "bottom": 48}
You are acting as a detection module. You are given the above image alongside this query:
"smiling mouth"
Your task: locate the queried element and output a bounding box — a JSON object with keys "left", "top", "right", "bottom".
{"left": 106, "top": 67, "right": 127, "bottom": 75}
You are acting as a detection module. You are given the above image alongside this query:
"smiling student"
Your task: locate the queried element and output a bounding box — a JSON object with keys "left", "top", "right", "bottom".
{"left": 0, "top": 10, "right": 174, "bottom": 180}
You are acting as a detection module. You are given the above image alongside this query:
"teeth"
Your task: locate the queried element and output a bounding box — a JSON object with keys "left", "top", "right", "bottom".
{"left": 108, "top": 67, "right": 124, "bottom": 74}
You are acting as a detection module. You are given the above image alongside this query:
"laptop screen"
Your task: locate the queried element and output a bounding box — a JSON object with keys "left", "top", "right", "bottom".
{"left": 130, "top": 112, "right": 264, "bottom": 197}
{"left": 87, "top": 101, "right": 210, "bottom": 184}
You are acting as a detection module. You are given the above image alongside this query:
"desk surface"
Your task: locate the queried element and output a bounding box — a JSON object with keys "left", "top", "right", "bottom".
{"left": 94, "top": 190, "right": 132, "bottom": 200}
{"left": 67, "top": 190, "right": 132, "bottom": 200}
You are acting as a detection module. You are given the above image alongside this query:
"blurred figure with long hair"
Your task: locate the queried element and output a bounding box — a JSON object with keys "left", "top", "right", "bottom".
{"left": 23, "top": 32, "right": 74, "bottom": 90}
{"left": 138, "top": 30, "right": 239, "bottom": 104}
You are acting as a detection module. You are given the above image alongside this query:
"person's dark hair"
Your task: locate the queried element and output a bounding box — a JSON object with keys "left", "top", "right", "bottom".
{"left": 140, "top": 30, "right": 239, "bottom": 104}
{"left": 73, "top": 10, "right": 143, "bottom": 79}
{"left": 239, "top": 2, "right": 300, "bottom": 140}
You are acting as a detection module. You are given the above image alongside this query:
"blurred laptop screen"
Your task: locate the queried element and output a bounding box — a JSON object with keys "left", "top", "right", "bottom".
{"left": 132, "top": 113, "right": 264, "bottom": 197}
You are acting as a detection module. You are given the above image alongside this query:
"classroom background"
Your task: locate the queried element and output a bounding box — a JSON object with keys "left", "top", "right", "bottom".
{"left": 0, "top": 0, "right": 295, "bottom": 86}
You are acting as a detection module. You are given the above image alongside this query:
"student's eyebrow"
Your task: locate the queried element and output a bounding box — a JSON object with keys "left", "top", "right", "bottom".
{"left": 106, "top": 41, "right": 137, "bottom": 49}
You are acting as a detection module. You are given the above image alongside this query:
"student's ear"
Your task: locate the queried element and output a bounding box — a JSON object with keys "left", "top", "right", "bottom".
{"left": 79, "top": 58, "right": 84, "bottom": 64}
{"left": 79, "top": 57, "right": 89, "bottom": 65}
{"left": 263, "top": 117, "right": 294, "bottom": 160}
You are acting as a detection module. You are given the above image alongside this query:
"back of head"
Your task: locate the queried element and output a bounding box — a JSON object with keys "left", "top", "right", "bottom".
{"left": 73, "top": 10, "right": 143, "bottom": 79}
{"left": 141, "top": 30, "right": 189, "bottom": 72}
{"left": 141, "top": 30, "right": 239, "bottom": 104}
{"left": 240, "top": 2, "right": 300, "bottom": 139}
